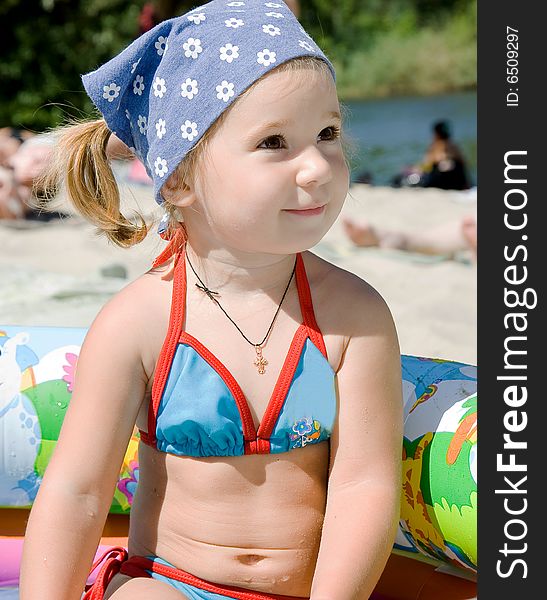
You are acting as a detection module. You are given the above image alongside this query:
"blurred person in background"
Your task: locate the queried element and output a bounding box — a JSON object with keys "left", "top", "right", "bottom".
{"left": 343, "top": 213, "right": 477, "bottom": 262}
{"left": 0, "top": 128, "right": 26, "bottom": 168}
{"left": 0, "top": 133, "right": 68, "bottom": 221}
{"left": 0, "top": 165, "right": 21, "bottom": 219}
{"left": 392, "top": 119, "right": 472, "bottom": 191}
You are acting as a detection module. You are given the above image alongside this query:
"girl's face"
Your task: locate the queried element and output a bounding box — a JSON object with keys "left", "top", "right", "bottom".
{"left": 182, "top": 66, "right": 349, "bottom": 255}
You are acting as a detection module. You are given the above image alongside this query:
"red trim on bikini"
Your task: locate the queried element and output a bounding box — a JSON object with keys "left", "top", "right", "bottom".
{"left": 295, "top": 253, "right": 328, "bottom": 359}
{"left": 180, "top": 324, "right": 310, "bottom": 455}
{"left": 141, "top": 248, "right": 328, "bottom": 455}
{"left": 122, "top": 556, "right": 304, "bottom": 600}
{"left": 145, "top": 248, "right": 187, "bottom": 447}
{"left": 179, "top": 331, "right": 256, "bottom": 442}
{"left": 256, "top": 325, "right": 309, "bottom": 441}
{"left": 151, "top": 226, "right": 186, "bottom": 268}
{"left": 84, "top": 548, "right": 303, "bottom": 600}
{"left": 83, "top": 547, "right": 128, "bottom": 600}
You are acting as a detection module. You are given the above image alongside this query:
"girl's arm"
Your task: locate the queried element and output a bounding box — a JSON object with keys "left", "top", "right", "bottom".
{"left": 310, "top": 281, "right": 403, "bottom": 600}
{"left": 19, "top": 282, "right": 150, "bottom": 600}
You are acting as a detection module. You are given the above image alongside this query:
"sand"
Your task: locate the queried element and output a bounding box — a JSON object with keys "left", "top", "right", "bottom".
{"left": 1, "top": 181, "right": 477, "bottom": 365}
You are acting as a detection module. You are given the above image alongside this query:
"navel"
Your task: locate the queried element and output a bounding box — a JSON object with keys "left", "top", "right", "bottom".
{"left": 237, "top": 553, "right": 267, "bottom": 565}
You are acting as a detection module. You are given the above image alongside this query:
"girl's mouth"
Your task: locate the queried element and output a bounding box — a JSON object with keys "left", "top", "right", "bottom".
{"left": 283, "top": 205, "right": 326, "bottom": 216}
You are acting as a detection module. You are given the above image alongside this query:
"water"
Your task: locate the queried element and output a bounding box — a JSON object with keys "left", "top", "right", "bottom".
{"left": 342, "top": 90, "right": 477, "bottom": 187}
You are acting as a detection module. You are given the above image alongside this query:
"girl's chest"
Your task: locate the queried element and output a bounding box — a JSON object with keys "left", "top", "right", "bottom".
{"left": 138, "top": 267, "right": 345, "bottom": 438}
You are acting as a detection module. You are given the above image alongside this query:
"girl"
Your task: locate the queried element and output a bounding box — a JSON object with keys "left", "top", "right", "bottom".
{"left": 20, "top": 1, "right": 403, "bottom": 599}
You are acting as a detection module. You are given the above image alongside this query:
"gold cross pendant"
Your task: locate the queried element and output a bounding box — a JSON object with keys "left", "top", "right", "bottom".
{"left": 253, "top": 345, "right": 268, "bottom": 375}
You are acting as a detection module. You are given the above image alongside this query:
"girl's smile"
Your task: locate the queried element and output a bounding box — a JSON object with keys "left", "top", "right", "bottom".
{"left": 282, "top": 204, "right": 327, "bottom": 216}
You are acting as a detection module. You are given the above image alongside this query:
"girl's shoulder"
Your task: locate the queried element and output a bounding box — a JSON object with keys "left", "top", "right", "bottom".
{"left": 304, "top": 250, "right": 388, "bottom": 306}
{"left": 88, "top": 260, "right": 174, "bottom": 376}
{"left": 97, "top": 262, "right": 172, "bottom": 323}
{"left": 303, "top": 250, "right": 395, "bottom": 338}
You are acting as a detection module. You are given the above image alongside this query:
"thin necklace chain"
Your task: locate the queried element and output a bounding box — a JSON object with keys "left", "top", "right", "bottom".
{"left": 185, "top": 251, "right": 297, "bottom": 348}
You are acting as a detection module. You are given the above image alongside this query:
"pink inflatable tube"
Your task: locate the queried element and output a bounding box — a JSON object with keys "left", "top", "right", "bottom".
{"left": 0, "top": 538, "right": 113, "bottom": 589}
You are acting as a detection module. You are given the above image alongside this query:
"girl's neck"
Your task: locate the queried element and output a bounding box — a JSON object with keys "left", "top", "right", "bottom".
{"left": 184, "top": 238, "right": 298, "bottom": 295}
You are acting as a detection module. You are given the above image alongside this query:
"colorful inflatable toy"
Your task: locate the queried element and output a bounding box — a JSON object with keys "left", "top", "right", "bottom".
{"left": 0, "top": 325, "right": 477, "bottom": 598}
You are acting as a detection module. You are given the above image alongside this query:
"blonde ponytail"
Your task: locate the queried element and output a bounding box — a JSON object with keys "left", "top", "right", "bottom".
{"left": 40, "top": 119, "right": 148, "bottom": 248}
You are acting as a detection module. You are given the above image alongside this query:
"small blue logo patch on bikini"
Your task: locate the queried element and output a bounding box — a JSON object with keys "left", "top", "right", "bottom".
{"left": 289, "top": 417, "right": 322, "bottom": 448}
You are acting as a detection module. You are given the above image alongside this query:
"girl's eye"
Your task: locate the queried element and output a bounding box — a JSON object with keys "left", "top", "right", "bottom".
{"left": 319, "top": 125, "right": 341, "bottom": 141}
{"left": 258, "top": 134, "right": 286, "bottom": 150}
{"left": 257, "top": 126, "right": 340, "bottom": 150}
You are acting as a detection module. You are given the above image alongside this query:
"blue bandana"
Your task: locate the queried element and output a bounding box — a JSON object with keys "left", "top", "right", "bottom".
{"left": 81, "top": 0, "right": 335, "bottom": 207}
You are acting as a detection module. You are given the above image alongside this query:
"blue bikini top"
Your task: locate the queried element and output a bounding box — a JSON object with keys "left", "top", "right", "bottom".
{"left": 140, "top": 242, "right": 337, "bottom": 457}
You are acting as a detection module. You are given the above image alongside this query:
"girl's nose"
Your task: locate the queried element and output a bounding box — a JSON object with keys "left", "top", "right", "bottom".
{"left": 295, "top": 146, "right": 333, "bottom": 188}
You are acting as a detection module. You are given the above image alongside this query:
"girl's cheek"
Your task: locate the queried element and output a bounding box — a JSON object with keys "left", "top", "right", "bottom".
{"left": 336, "top": 158, "right": 350, "bottom": 189}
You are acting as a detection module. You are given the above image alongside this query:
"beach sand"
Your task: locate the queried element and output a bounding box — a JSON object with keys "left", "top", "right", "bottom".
{"left": 1, "top": 181, "right": 477, "bottom": 365}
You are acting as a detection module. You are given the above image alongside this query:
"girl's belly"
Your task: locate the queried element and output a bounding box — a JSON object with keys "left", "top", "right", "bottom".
{"left": 128, "top": 441, "right": 329, "bottom": 597}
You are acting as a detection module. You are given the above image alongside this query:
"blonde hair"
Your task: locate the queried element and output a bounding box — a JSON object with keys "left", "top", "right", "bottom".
{"left": 41, "top": 56, "right": 349, "bottom": 248}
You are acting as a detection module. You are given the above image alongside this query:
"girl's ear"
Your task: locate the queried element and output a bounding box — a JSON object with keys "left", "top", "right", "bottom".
{"left": 164, "top": 183, "right": 196, "bottom": 208}
{"left": 161, "top": 170, "right": 196, "bottom": 207}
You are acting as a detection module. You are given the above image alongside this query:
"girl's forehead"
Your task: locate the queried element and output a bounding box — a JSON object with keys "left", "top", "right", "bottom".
{"left": 229, "top": 69, "right": 338, "bottom": 121}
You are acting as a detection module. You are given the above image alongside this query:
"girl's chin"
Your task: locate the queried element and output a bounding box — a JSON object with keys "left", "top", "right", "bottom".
{"left": 214, "top": 218, "right": 335, "bottom": 255}
{"left": 273, "top": 231, "right": 331, "bottom": 254}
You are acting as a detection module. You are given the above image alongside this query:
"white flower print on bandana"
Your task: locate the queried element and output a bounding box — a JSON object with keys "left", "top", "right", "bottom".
{"left": 298, "top": 40, "right": 314, "bottom": 52}
{"left": 181, "top": 120, "right": 198, "bottom": 141}
{"left": 181, "top": 78, "right": 199, "bottom": 100}
{"left": 219, "top": 43, "right": 239, "bottom": 63}
{"left": 262, "top": 24, "right": 281, "bottom": 36}
{"left": 156, "top": 119, "right": 166, "bottom": 139}
{"left": 155, "top": 36, "right": 168, "bottom": 56}
{"left": 183, "top": 37, "right": 203, "bottom": 59}
{"left": 81, "top": 0, "right": 336, "bottom": 210}
{"left": 102, "top": 83, "right": 120, "bottom": 102}
{"left": 187, "top": 12, "right": 206, "bottom": 24}
{"left": 137, "top": 115, "right": 147, "bottom": 134}
{"left": 133, "top": 75, "right": 145, "bottom": 95}
{"left": 154, "top": 157, "right": 168, "bottom": 177}
{"left": 153, "top": 77, "right": 167, "bottom": 98}
{"left": 257, "top": 49, "right": 276, "bottom": 67}
{"left": 225, "top": 17, "right": 244, "bottom": 28}
{"left": 216, "top": 80, "right": 235, "bottom": 102}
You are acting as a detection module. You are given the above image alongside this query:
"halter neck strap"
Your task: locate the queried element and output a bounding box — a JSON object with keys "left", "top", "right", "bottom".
{"left": 152, "top": 242, "right": 328, "bottom": 360}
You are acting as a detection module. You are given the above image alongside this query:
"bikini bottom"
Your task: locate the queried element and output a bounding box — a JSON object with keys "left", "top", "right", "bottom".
{"left": 83, "top": 546, "right": 305, "bottom": 600}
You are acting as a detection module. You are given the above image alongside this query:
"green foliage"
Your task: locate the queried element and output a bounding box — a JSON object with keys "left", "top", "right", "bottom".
{"left": 333, "top": 0, "right": 477, "bottom": 99}
{"left": 302, "top": 0, "right": 415, "bottom": 64}
{"left": 0, "top": 0, "right": 476, "bottom": 130}
{"left": 0, "top": 0, "right": 144, "bottom": 130}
